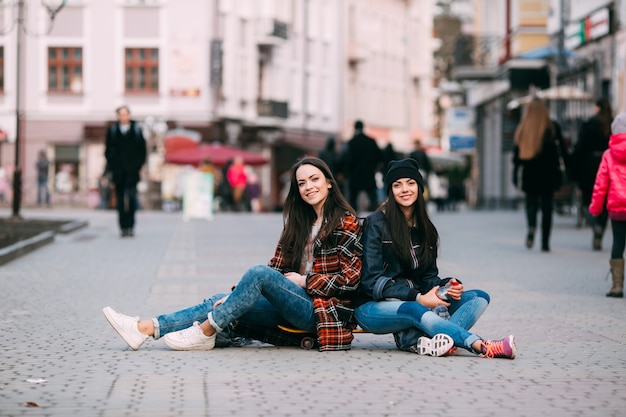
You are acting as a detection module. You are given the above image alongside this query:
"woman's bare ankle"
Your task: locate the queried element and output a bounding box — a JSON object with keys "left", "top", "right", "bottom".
{"left": 137, "top": 320, "right": 154, "bottom": 336}
{"left": 199, "top": 321, "right": 216, "bottom": 336}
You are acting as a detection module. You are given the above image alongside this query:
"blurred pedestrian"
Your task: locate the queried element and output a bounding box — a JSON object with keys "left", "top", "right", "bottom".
{"left": 382, "top": 142, "right": 399, "bottom": 172}
{"left": 245, "top": 166, "right": 262, "bottom": 212}
{"left": 589, "top": 113, "right": 626, "bottom": 298}
{"left": 198, "top": 158, "right": 217, "bottom": 176}
{"left": 318, "top": 135, "right": 341, "bottom": 179}
{"left": 409, "top": 139, "right": 432, "bottom": 181}
{"left": 105, "top": 105, "right": 147, "bottom": 238}
{"left": 512, "top": 98, "right": 567, "bottom": 252}
{"left": 447, "top": 164, "right": 469, "bottom": 211}
{"left": 35, "top": 149, "right": 51, "bottom": 206}
{"left": 428, "top": 166, "right": 449, "bottom": 212}
{"left": 216, "top": 159, "right": 234, "bottom": 211}
{"left": 342, "top": 120, "right": 384, "bottom": 212}
{"left": 227, "top": 155, "right": 248, "bottom": 211}
{"left": 98, "top": 173, "right": 112, "bottom": 209}
{"left": 571, "top": 97, "right": 613, "bottom": 250}
{"left": 102, "top": 157, "right": 363, "bottom": 352}
{"left": 200, "top": 158, "right": 222, "bottom": 199}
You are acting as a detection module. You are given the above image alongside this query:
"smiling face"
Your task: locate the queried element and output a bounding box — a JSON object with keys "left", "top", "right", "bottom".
{"left": 296, "top": 163, "right": 331, "bottom": 212}
{"left": 391, "top": 177, "right": 419, "bottom": 214}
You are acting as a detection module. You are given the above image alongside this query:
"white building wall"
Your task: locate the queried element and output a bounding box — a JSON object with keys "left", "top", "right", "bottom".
{"left": 341, "top": 0, "right": 434, "bottom": 153}
{"left": 0, "top": 0, "right": 436, "bottom": 206}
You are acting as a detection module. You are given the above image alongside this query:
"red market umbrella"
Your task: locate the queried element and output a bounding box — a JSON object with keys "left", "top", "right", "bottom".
{"left": 165, "top": 143, "right": 268, "bottom": 167}
{"left": 163, "top": 128, "right": 202, "bottom": 154}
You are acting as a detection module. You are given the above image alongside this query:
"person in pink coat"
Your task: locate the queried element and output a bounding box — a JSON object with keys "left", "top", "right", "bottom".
{"left": 226, "top": 156, "right": 248, "bottom": 211}
{"left": 589, "top": 112, "right": 626, "bottom": 297}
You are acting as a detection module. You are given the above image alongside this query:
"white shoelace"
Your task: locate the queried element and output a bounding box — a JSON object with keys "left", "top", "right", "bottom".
{"left": 177, "top": 322, "right": 203, "bottom": 339}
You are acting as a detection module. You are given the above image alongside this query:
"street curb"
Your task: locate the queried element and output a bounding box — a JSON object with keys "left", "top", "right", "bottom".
{"left": 0, "top": 230, "right": 55, "bottom": 266}
{"left": 58, "top": 219, "right": 89, "bottom": 234}
{"left": 0, "top": 219, "right": 89, "bottom": 266}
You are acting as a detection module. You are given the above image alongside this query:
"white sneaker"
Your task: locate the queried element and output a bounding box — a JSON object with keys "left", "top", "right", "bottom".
{"left": 163, "top": 322, "right": 216, "bottom": 351}
{"left": 416, "top": 333, "right": 454, "bottom": 357}
{"left": 102, "top": 306, "right": 149, "bottom": 350}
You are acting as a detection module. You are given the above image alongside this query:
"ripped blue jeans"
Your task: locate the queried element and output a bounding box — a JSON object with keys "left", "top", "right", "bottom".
{"left": 355, "top": 289, "right": 489, "bottom": 352}
{"left": 152, "top": 264, "right": 316, "bottom": 338}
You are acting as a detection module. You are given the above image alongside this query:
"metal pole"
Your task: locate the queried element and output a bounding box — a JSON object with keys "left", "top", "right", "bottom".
{"left": 12, "top": 0, "right": 24, "bottom": 219}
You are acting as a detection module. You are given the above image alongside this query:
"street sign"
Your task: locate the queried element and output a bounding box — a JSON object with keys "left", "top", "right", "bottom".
{"left": 449, "top": 134, "right": 476, "bottom": 151}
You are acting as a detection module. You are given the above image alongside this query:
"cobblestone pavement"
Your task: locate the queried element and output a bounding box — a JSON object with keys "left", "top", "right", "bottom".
{"left": 0, "top": 206, "right": 624, "bottom": 417}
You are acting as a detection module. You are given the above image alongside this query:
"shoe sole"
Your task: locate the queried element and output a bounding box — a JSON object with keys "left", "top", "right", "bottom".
{"left": 506, "top": 335, "right": 517, "bottom": 359}
{"left": 417, "top": 334, "right": 454, "bottom": 357}
{"left": 162, "top": 333, "right": 216, "bottom": 351}
{"left": 102, "top": 307, "right": 144, "bottom": 351}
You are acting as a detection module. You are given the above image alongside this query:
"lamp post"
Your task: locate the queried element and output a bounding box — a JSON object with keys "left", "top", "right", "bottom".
{"left": 6, "top": 0, "right": 66, "bottom": 220}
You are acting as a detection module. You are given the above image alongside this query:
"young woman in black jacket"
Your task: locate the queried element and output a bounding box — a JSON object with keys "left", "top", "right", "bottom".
{"left": 355, "top": 158, "right": 516, "bottom": 359}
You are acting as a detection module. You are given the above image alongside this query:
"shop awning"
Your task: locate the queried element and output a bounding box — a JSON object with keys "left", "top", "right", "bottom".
{"left": 165, "top": 142, "right": 268, "bottom": 167}
{"left": 507, "top": 85, "right": 593, "bottom": 110}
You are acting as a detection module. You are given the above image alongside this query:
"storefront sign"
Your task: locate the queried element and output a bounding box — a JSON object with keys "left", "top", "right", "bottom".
{"left": 566, "top": 7, "right": 611, "bottom": 50}
{"left": 449, "top": 135, "right": 476, "bottom": 151}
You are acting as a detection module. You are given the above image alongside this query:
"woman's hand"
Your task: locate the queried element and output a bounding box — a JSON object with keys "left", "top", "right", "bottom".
{"left": 284, "top": 272, "right": 307, "bottom": 288}
{"left": 420, "top": 287, "right": 450, "bottom": 309}
{"left": 212, "top": 295, "right": 229, "bottom": 309}
{"left": 446, "top": 278, "right": 464, "bottom": 300}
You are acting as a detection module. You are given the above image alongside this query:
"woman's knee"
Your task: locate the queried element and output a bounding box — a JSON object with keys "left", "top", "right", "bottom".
{"left": 241, "top": 264, "right": 273, "bottom": 283}
{"left": 473, "top": 289, "right": 490, "bottom": 304}
{"left": 464, "top": 289, "right": 490, "bottom": 304}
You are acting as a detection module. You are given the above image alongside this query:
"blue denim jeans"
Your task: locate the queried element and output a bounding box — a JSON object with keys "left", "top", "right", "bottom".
{"left": 355, "top": 289, "right": 489, "bottom": 351}
{"left": 153, "top": 265, "right": 316, "bottom": 338}
{"left": 37, "top": 178, "right": 50, "bottom": 205}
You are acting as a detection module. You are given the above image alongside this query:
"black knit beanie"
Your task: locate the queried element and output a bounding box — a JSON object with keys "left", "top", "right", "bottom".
{"left": 384, "top": 158, "right": 425, "bottom": 193}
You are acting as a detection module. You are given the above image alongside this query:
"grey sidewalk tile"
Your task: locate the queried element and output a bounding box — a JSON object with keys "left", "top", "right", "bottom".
{"left": 0, "top": 207, "right": 625, "bottom": 416}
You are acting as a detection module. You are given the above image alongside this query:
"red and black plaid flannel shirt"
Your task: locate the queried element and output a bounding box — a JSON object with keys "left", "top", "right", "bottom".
{"left": 267, "top": 212, "right": 363, "bottom": 351}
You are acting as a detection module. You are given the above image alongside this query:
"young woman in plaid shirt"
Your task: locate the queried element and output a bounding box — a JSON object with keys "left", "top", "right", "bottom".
{"left": 103, "top": 157, "right": 363, "bottom": 352}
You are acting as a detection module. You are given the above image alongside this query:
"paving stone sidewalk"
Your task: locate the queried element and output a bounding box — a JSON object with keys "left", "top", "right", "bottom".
{"left": 0, "top": 207, "right": 624, "bottom": 417}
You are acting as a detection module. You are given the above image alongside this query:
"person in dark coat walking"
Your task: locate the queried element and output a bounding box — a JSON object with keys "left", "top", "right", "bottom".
{"left": 409, "top": 140, "right": 432, "bottom": 179}
{"left": 571, "top": 97, "right": 613, "bottom": 250}
{"left": 105, "top": 105, "right": 147, "bottom": 237}
{"left": 318, "top": 136, "right": 340, "bottom": 178}
{"left": 512, "top": 98, "right": 567, "bottom": 252}
{"left": 342, "top": 120, "right": 383, "bottom": 212}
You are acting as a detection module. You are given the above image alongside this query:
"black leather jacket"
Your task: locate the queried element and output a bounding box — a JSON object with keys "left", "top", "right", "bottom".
{"left": 359, "top": 211, "right": 452, "bottom": 302}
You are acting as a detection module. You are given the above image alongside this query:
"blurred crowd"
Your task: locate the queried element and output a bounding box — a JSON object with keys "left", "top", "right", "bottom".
{"left": 317, "top": 119, "right": 470, "bottom": 215}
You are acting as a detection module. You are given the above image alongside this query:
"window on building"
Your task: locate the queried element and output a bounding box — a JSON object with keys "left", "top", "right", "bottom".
{"left": 125, "top": 48, "right": 159, "bottom": 93}
{"left": 54, "top": 144, "right": 80, "bottom": 193}
{"left": 48, "top": 47, "right": 83, "bottom": 93}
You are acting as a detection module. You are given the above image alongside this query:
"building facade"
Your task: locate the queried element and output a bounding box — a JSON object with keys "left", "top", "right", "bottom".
{"left": 0, "top": 0, "right": 434, "bottom": 210}
{"left": 451, "top": 0, "right": 624, "bottom": 209}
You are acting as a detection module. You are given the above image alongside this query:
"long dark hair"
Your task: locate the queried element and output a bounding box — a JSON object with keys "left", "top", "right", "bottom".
{"left": 279, "top": 157, "right": 355, "bottom": 271}
{"left": 595, "top": 97, "right": 613, "bottom": 137}
{"left": 380, "top": 183, "right": 438, "bottom": 270}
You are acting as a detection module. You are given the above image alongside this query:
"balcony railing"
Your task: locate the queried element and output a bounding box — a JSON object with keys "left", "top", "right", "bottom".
{"left": 271, "top": 20, "right": 288, "bottom": 40}
{"left": 257, "top": 99, "right": 289, "bottom": 119}
{"left": 257, "top": 19, "right": 289, "bottom": 46}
